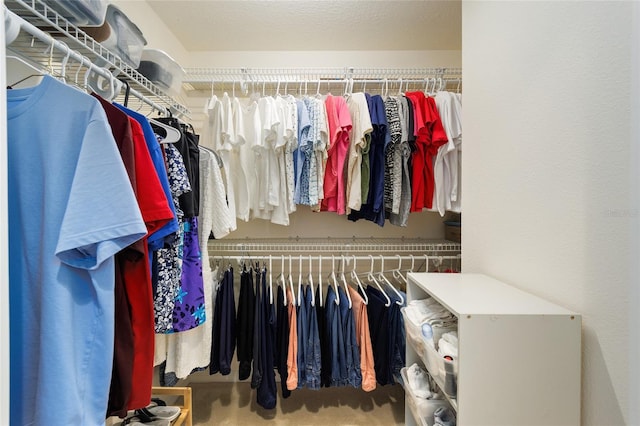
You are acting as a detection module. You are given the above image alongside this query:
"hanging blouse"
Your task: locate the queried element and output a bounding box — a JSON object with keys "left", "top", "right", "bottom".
{"left": 384, "top": 97, "right": 402, "bottom": 214}
{"left": 154, "top": 143, "right": 191, "bottom": 334}
{"left": 322, "top": 94, "right": 352, "bottom": 214}
{"left": 346, "top": 92, "right": 373, "bottom": 213}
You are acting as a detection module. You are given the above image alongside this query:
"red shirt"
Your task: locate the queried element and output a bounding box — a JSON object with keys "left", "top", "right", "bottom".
{"left": 405, "top": 92, "right": 448, "bottom": 211}
{"left": 125, "top": 118, "right": 174, "bottom": 410}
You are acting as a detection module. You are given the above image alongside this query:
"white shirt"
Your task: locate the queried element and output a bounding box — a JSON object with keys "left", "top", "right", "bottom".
{"left": 346, "top": 92, "right": 373, "bottom": 213}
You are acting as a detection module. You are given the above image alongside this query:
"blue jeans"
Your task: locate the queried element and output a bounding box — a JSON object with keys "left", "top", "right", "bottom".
{"left": 304, "top": 286, "right": 321, "bottom": 389}
{"left": 326, "top": 286, "right": 347, "bottom": 387}
{"left": 339, "top": 287, "right": 362, "bottom": 388}
{"left": 296, "top": 287, "right": 308, "bottom": 388}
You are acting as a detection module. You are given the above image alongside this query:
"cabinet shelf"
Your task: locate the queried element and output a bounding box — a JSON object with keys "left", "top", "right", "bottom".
{"left": 405, "top": 273, "right": 581, "bottom": 426}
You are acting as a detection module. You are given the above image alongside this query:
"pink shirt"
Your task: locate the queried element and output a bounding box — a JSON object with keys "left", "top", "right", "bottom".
{"left": 286, "top": 288, "right": 298, "bottom": 391}
{"left": 322, "top": 95, "right": 352, "bottom": 214}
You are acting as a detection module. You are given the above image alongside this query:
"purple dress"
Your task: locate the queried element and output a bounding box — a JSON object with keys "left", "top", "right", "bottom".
{"left": 172, "top": 217, "right": 206, "bottom": 331}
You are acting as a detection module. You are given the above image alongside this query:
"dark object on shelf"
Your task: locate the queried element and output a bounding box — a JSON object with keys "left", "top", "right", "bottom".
{"left": 443, "top": 221, "right": 461, "bottom": 243}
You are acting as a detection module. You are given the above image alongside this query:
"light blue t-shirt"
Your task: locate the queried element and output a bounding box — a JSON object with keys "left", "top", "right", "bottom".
{"left": 7, "top": 75, "right": 147, "bottom": 426}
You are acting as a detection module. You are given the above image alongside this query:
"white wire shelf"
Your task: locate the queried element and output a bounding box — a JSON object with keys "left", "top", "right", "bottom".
{"left": 207, "top": 238, "right": 461, "bottom": 255}
{"left": 5, "top": 0, "right": 190, "bottom": 118}
{"left": 183, "top": 67, "right": 462, "bottom": 95}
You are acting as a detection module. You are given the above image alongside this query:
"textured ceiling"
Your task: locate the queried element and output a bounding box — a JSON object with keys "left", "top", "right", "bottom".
{"left": 147, "top": 0, "right": 461, "bottom": 52}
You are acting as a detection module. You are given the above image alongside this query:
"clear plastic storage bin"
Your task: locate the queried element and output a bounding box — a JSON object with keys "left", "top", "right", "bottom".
{"left": 84, "top": 4, "right": 146, "bottom": 68}
{"left": 401, "top": 307, "right": 458, "bottom": 398}
{"left": 43, "top": 0, "right": 107, "bottom": 26}
{"left": 401, "top": 367, "right": 451, "bottom": 426}
{"left": 137, "top": 49, "right": 185, "bottom": 96}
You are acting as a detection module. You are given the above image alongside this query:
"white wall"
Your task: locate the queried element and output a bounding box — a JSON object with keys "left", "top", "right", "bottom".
{"left": 186, "top": 49, "right": 462, "bottom": 69}
{"left": 462, "top": 2, "right": 635, "bottom": 424}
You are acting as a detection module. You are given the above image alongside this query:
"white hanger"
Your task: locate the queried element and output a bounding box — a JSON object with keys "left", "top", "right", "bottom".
{"left": 268, "top": 255, "right": 274, "bottom": 305}
{"left": 308, "top": 255, "right": 315, "bottom": 307}
{"left": 58, "top": 42, "right": 71, "bottom": 83}
{"left": 329, "top": 255, "right": 340, "bottom": 306}
{"left": 351, "top": 255, "right": 368, "bottom": 305}
{"left": 277, "top": 255, "right": 287, "bottom": 306}
{"left": 339, "top": 256, "right": 353, "bottom": 309}
{"left": 392, "top": 254, "right": 408, "bottom": 285}
{"left": 366, "top": 255, "right": 391, "bottom": 307}
{"left": 149, "top": 118, "right": 181, "bottom": 144}
{"left": 378, "top": 255, "right": 404, "bottom": 306}
{"left": 288, "top": 255, "right": 296, "bottom": 307}
{"left": 317, "top": 255, "right": 323, "bottom": 307}
{"left": 297, "top": 255, "right": 304, "bottom": 307}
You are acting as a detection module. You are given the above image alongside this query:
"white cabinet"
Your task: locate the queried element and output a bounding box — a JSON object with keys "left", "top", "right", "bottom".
{"left": 404, "top": 273, "right": 581, "bottom": 426}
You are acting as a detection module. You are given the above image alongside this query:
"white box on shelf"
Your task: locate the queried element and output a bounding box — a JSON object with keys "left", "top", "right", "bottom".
{"left": 137, "top": 49, "right": 185, "bottom": 96}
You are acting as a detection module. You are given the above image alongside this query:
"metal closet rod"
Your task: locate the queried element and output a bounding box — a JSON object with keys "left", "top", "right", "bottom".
{"left": 5, "top": 7, "right": 171, "bottom": 116}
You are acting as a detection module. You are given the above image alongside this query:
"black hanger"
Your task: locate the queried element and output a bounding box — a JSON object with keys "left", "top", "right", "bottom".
{"left": 7, "top": 73, "right": 42, "bottom": 89}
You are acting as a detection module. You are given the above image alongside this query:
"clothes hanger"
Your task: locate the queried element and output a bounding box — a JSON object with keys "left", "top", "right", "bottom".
{"left": 268, "top": 255, "right": 274, "bottom": 305}
{"left": 288, "top": 255, "right": 296, "bottom": 307}
{"left": 277, "top": 255, "right": 287, "bottom": 306}
{"left": 57, "top": 43, "right": 72, "bottom": 83}
{"left": 297, "top": 255, "right": 304, "bottom": 307}
{"left": 339, "top": 256, "right": 353, "bottom": 309}
{"left": 72, "top": 55, "right": 84, "bottom": 87}
{"left": 377, "top": 255, "right": 404, "bottom": 306}
{"left": 150, "top": 118, "right": 181, "bottom": 144}
{"left": 392, "top": 254, "right": 408, "bottom": 285}
{"left": 365, "top": 255, "right": 391, "bottom": 307}
{"left": 329, "top": 255, "right": 340, "bottom": 306}
{"left": 199, "top": 145, "right": 223, "bottom": 168}
{"left": 7, "top": 34, "right": 57, "bottom": 88}
{"left": 308, "top": 255, "right": 315, "bottom": 307}
{"left": 317, "top": 255, "right": 323, "bottom": 307}
{"left": 350, "top": 255, "right": 368, "bottom": 305}
{"left": 423, "top": 254, "right": 430, "bottom": 272}
{"left": 6, "top": 54, "right": 45, "bottom": 89}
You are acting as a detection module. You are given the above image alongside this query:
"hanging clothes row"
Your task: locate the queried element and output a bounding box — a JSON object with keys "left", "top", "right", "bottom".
{"left": 201, "top": 78, "right": 462, "bottom": 230}
{"left": 206, "top": 261, "right": 406, "bottom": 410}
{"left": 157, "top": 253, "right": 460, "bottom": 410}
{"left": 6, "top": 62, "right": 215, "bottom": 425}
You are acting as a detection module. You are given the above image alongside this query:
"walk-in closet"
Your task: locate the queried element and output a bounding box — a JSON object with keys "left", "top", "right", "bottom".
{"left": 2, "top": 1, "right": 638, "bottom": 426}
